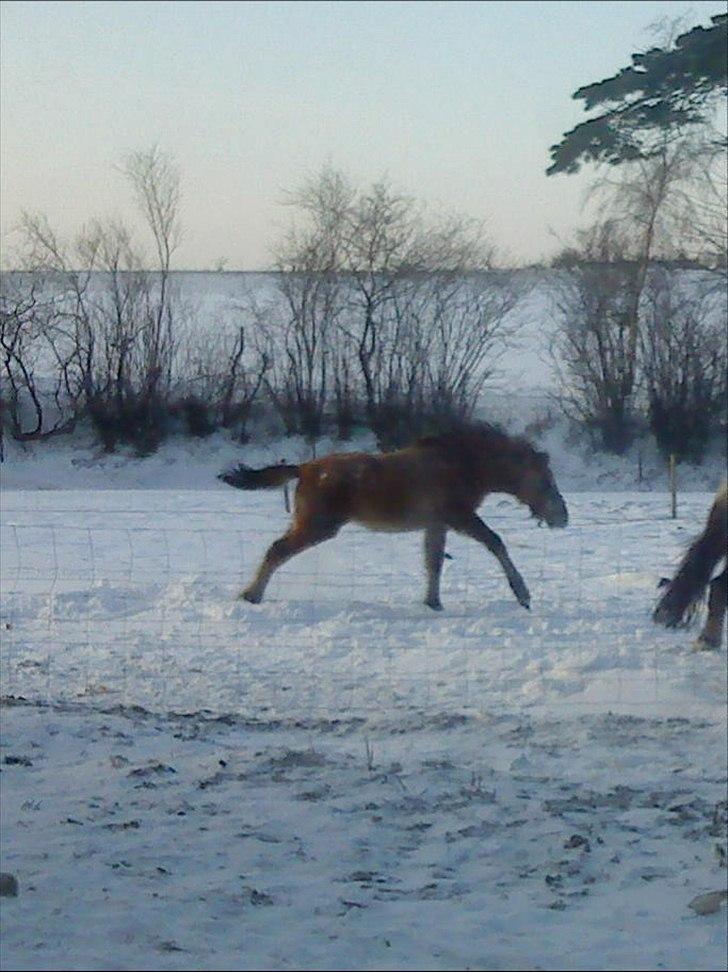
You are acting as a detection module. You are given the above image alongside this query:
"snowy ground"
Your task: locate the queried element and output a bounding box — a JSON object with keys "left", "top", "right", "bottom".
{"left": 1, "top": 475, "right": 726, "bottom": 970}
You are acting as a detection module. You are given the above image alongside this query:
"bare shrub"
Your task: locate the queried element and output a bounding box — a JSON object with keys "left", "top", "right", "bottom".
{"left": 552, "top": 133, "right": 727, "bottom": 455}
{"left": 272, "top": 166, "right": 521, "bottom": 449}
{"left": 178, "top": 321, "right": 270, "bottom": 441}
{"left": 641, "top": 268, "right": 727, "bottom": 462}
{"left": 420, "top": 269, "right": 522, "bottom": 427}
{"left": 11, "top": 148, "right": 185, "bottom": 456}
{"left": 265, "top": 253, "right": 344, "bottom": 443}
{"left": 0, "top": 273, "right": 81, "bottom": 451}
{"left": 549, "top": 222, "right": 644, "bottom": 453}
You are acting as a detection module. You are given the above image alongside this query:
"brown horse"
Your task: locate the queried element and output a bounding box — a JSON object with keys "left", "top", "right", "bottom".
{"left": 219, "top": 423, "right": 568, "bottom": 610}
{"left": 653, "top": 481, "right": 727, "bottom": 649}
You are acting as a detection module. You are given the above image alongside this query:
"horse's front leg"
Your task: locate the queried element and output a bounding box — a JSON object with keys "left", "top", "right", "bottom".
{"left": 696, "top": 566, "right": 727, "bottom": 650}
{"left": 447, "top": 510, "right": 530, "bottom": 609}
{"left": 423, "top": 524, "right": 447, "bottom": 610}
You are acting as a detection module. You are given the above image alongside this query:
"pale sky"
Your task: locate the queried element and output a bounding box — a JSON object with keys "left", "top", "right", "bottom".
{"left": 1, "top": 0, "right": 723, "bottom": 269}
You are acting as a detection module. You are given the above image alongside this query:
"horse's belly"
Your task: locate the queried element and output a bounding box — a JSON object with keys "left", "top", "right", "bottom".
{"left": 347, "top": 477, "right": 436, "bottom": 532}
{"left": 355, "top": 510, "right": 430, "bottom": 532}
{"left": 361, "top": 519, "right": 424, "bottom": 533}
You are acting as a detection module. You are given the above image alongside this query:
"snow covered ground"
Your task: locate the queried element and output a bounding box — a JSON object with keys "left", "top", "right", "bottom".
{"left": 1, "top": 450, "right": 726, "bottom": 969}
{"left": 1, "top": 262, "right": 726, "bottom": 969}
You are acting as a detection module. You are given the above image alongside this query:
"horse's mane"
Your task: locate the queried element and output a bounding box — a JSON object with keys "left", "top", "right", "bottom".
{"left": 416, "top": 422, "right": 543, "bottom": 464}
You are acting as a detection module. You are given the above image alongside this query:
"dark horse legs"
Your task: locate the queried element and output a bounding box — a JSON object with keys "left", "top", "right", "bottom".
{"left": 698, "top": 567, "right": 727, "bottom": 649}
{"left": 424, "top": 525, "right": 447, "bottom": 610}
{"left": 245, "top": 511, "right": 531, "bottom": 611}
{"left": 445, "top": 510, "right": 531, "bottom": 610}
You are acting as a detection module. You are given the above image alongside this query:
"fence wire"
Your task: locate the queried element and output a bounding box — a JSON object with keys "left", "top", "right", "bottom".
{"left": 1, "top": 497, "right": 699, "bottom": 721}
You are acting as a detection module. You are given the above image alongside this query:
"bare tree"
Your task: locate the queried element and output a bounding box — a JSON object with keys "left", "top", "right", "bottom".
{"left": 549, "top": 221, "right": 645, "bottom": 453}
{"left": 273, "top": 166, "right": 517, "bottom": 447}
{"left": 641, "top": 268, "right": 727, "bottom": 461}
{"left": 1, "top": 278, "right": 48, "bottom": 446}
{"left": 584, "top": 138, "right": 704, "bottom": 415}
{"left": 679, "top": 142, "right": 728, "bottom": 273}
{"left": 266, "top": 196, "right": 348, "bottom": 441}
{"left": 2, "top": 216, "right": 99, "bottom": 449}
{"left": 423, "top": 270, "right": 522, "bottom": 423}
{"left": 552, "top": 123, "right": 727, "bottom": 455}
{"left": 121, "top": 146, "right": 182, "bottom": 402}
{"left": 179, "top": 320, "right": 270, "bottom": 439}
{"left": 13, "top": 144, "right": 184, "bottom": 456}
{"left": 14, "top": 211, "right": 164, "bottom": 452}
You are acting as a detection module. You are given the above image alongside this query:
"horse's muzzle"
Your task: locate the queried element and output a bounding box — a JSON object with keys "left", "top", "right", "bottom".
{"left": 545, "top": 498, "right": 569, "bottom": 528}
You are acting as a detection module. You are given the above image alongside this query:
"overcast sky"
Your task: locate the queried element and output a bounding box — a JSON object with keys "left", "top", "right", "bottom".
{"left": 1, "top": 1, "right": 723, "bottom": 269}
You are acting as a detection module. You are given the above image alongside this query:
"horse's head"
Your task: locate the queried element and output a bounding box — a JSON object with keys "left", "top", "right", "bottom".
{"left": 516, "top": 449, "right": 568, "bottom": 528}
{"left": 427, "top": 423, "right": 569, "bottom": 528}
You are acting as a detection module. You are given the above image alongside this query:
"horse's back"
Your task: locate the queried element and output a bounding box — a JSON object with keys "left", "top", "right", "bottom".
{"left": 295, "top": 447, "right": 465, "bottom": 530}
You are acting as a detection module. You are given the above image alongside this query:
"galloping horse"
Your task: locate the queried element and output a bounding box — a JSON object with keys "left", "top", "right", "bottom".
{"left": 219, "top": 423, "right": 568, "bottom": 610}
{"left": 653, "top": 481, "right": 727, "bottom": 649}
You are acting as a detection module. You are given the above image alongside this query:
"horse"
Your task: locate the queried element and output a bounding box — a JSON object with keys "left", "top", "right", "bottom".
{"left": 653, "top": 481, "right": 727, "bottom": 649}
{"left": 218, "top": 423, "right": 568, "bottom": 611}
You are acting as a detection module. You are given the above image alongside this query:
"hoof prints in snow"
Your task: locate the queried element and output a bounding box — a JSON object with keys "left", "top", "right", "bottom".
{"left": 1, "top": 700, "right": 726, "bottom": 971}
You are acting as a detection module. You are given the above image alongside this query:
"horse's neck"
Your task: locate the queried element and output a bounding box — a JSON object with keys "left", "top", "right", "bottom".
{"left": 474, "top": 460, "right": 519, "bottom": 501}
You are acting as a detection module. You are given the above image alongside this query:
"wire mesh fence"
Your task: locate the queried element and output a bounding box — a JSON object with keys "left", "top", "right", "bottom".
{"left": 1, "top": 491, "right": 712, "bottom": 721}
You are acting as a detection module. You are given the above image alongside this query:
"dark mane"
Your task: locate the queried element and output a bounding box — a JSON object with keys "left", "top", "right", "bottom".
{"left": 415, "top": 422, "right": 544, "bottom": 464}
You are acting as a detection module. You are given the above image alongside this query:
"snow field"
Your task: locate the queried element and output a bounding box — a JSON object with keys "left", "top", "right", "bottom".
{"left": 1, "top": 487, "right": 726, "bottom": 969}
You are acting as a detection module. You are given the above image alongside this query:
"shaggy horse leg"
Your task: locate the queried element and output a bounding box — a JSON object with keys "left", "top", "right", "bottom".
{"left": 423, "top": 524, "right": 447, "bottom": 610}
{"left": 448, "top": 511, "right": 531, "bottom": 609}
{"left": 242, "top": 518, "right": 341, "bottom": 604}
{"left": 696, "top": 567, "right": 727, "bottom": 650}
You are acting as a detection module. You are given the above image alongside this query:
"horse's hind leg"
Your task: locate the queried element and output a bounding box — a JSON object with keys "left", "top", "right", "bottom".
{"left": 423, "top": 524, "right": 447, "bottom": 610}
{"left": 242, "top": 517, "right": 341, "bottom": 604}
{"left": 447, "top": 510, "right": 530, "bottom": 609}
{"left": 696, "top": 567, "right": 727, "bottom": 649}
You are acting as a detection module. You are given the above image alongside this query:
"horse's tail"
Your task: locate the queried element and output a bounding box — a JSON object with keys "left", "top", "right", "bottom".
{"left": 218, "top": 463, "right": 300, "bottom": 490}
{"left": 653, "top": 481, "right": 727, "bottom": 628}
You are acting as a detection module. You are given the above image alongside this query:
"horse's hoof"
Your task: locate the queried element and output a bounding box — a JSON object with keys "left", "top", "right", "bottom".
{"left": 515, "top": 588, "right": 531, "bottom": 610}
{"left": 694, "top": 636, "right": 720, "bottom": 651}
{"left": 425, "top": 598, "right": 444, "bottom": 612}
{"left": 240, "top": 589, "right": 262, "bottom": 604}
{"left": 508, "top": 574, "right": 530, "bottom": 610}
{"left": 653, "top": 607, "right": 678, "bottom": 628}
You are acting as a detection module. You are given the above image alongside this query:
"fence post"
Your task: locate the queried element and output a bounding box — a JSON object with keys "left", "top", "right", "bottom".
{"left": 669, "top": 454, "right": 677, "bottom": 519}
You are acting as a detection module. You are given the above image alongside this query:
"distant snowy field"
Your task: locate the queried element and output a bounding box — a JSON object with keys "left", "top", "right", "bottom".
{"left": 1, "top": 270, "right": 726, "bottom": 970}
